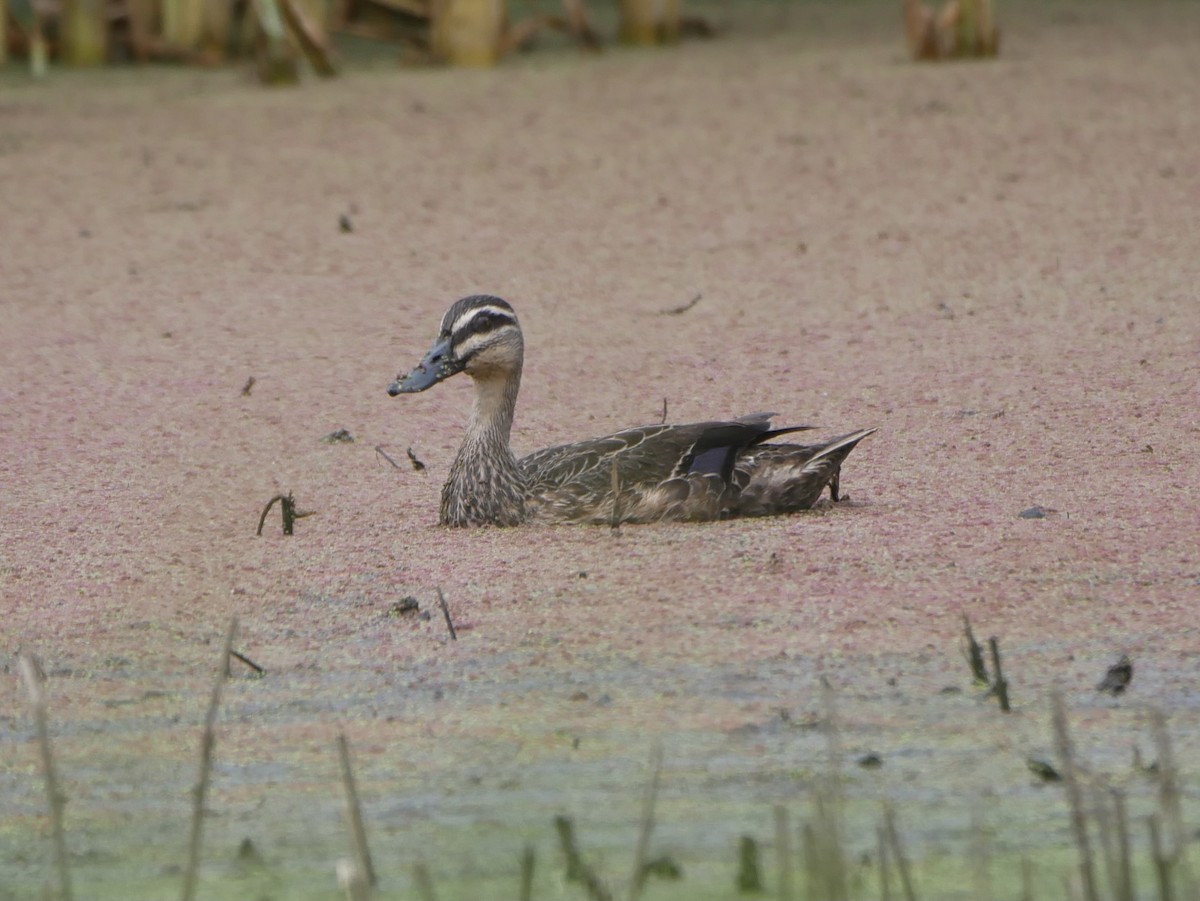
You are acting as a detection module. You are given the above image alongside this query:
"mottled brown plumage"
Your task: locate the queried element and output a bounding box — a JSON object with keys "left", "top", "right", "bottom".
{"left": 388, "top": 295, "right": 875, "bottom": 527}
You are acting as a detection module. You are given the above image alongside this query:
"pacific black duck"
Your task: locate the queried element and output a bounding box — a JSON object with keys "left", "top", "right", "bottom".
{"left": 388, "top": 295, "right": 875, "bottom": 527}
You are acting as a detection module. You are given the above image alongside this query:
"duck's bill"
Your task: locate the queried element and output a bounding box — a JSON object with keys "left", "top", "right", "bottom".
{"left": 388, "top": 336, "right": 463, "bottom": 395}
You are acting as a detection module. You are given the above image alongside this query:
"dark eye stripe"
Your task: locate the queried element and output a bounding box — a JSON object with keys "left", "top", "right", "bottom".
{"left": 457, "top": 309, "right": 516, "bottom": 339}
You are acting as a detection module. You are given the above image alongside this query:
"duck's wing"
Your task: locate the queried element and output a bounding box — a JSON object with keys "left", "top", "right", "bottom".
{"left": 520, "top": 416, "right": 790, "bottom": 523}
{"left": 734, "top": 428, "right": 876, "bottom": 516}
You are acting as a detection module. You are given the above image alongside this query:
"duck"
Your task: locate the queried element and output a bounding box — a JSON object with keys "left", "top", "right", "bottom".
{"left": 388, "top": 295, "right": 875, "bottom": 527}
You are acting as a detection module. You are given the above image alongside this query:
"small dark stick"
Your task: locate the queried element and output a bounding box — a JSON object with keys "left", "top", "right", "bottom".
{"left": 963, "top": 614, "right": 989, "bottom": 684}
{"left": 661, "top": 293, "right": 702, "bottom": 316}
{"left": 240, "top": 376, "right": 256, "bottom": 397}
{"left": 374, "top": 445, "right": 403, "bottom": 470}
{"left": 988, "top": 637, "right": 1010, "bottom": 712}
{"left": 406, "top": 447, "right": 427, "bottom": 471}
{"left": 230, "top": 649, "right": 265, "bottom": 675}
{"left": 436, "top": 586, "right": 457, "bottom": 640}
{"left": 660, "top": 397, "right": 668, "bottom": 424}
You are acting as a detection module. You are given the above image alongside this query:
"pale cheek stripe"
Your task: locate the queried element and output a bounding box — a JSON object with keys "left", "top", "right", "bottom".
{"left": 453, "top": 326, "right": 517, "bottom": 360}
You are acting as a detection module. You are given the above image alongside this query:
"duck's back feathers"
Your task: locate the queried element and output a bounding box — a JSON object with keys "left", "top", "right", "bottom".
{"left": 518, "top": 417, "right": 868, "bottom": 525}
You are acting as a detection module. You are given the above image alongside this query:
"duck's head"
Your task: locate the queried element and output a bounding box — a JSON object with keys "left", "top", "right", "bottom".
{"left": 389, "top": 295, "right": 524, "bottom": 395}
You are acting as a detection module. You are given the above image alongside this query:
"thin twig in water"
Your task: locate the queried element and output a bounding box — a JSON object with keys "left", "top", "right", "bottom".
{"left": 406, "top": 447, "right": 427, "bottom": 471}
{"left": 413, "top": 862, "right": 439, "bottom": 901}
{"left": 337, "top": 733, "right": 377, "bottom": 889}
{"left": 988, "top": 637, "right": 1010, "bottom": 712}
{"left": 230, "top": 649, "right": 265, "bottom": 675}
{"left": 1051, "top": 690, "right": 1098, "bottom": 901}
{"left": 660, "top": 397, "right": 668, "bottom": 424}
{"left": 661, "top": 293, "right": 701, "bottom": 316}
{"left": 629, "top": 744, "right": 663, "bottom": 901}
{"left": 241, "top": 376, "right": 256, "bottom": 396}
{"left": 374, "top": 445, "right": 403, "bottom": 470}
{"left": 18, "top": 651, "right": 73, "bottom": 901}
{"left": 181, "top": 617, "right": 238, "bottom": 901}
{"left": 436, "top": 587, "right": 458, "bottom": 641}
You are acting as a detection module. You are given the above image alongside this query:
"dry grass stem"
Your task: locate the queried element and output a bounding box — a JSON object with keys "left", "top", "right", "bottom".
{"left": 181, "top": 616, "right": 238, "bottom": 901}
{"left": 1112, "top": 789, "right": 1135, "bottom": 901}
{"left": 1051, "top": 690, "right": 1098, "bottom": 901}
{"left": 877, "top": 824, "right": 893, "bottom": 901}
{"left": 629, "top": 743, "right": 663, "bottom": 901}
{"left": 883, "top": 803, "right": 918, "bottom": 901}
{"left": 519, "top": 844, "right": 535, "bottom": 901}
{"left": 413, "top": 862, "right": 439, "bottom": 901}
{"left": 337, "top": 733, "right": 378, "bottom": 890}
{"left": 18, "top": 651, "right": 73, "bottom": 901}
{"left": 774, "top": 804, "right": 793, "bottom": 901}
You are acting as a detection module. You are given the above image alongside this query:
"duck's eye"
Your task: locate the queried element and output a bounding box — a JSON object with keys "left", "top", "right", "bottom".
{"left": 474, "top": 312, "right": 495, "bottom": 329}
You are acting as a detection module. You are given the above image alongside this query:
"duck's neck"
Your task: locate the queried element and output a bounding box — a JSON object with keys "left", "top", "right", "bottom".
{"left": 441, "top": 366, "right": 527, "bottom": 526}
{"left": 465, "top": 367, "right": 521, "bottom": 451}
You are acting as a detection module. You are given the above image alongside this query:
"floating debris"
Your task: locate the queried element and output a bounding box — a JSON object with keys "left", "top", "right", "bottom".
{"left": 1097, "top": 655, "right": 1133, "bottom": 695}
{"left": 1027, "top": 758, "right": 1062, "bottom": 782}
{"left": 322, "top": 429, "right": 355, "bottom": 444}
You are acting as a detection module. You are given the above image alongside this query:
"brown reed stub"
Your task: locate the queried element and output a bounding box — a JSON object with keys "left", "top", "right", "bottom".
{"left": 436, "top": 586, "right": 458, "bottom": 640}
{"left": 240, "top": 376, "right": 256, "bottom": 396}
{"left": 904, "top": 0, "right": 998, "bottom": 60}
{"left": 256, "top": 492, "right": 314, "bottom": 536}
{"left": 962, "top": 614, "right": 989, "bottom": 684}
{"left": 988, "top": 636, "right": 1010, "bottom": 712}
{"left": 406, "top": 447, "right": 428, "bottom": 471}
